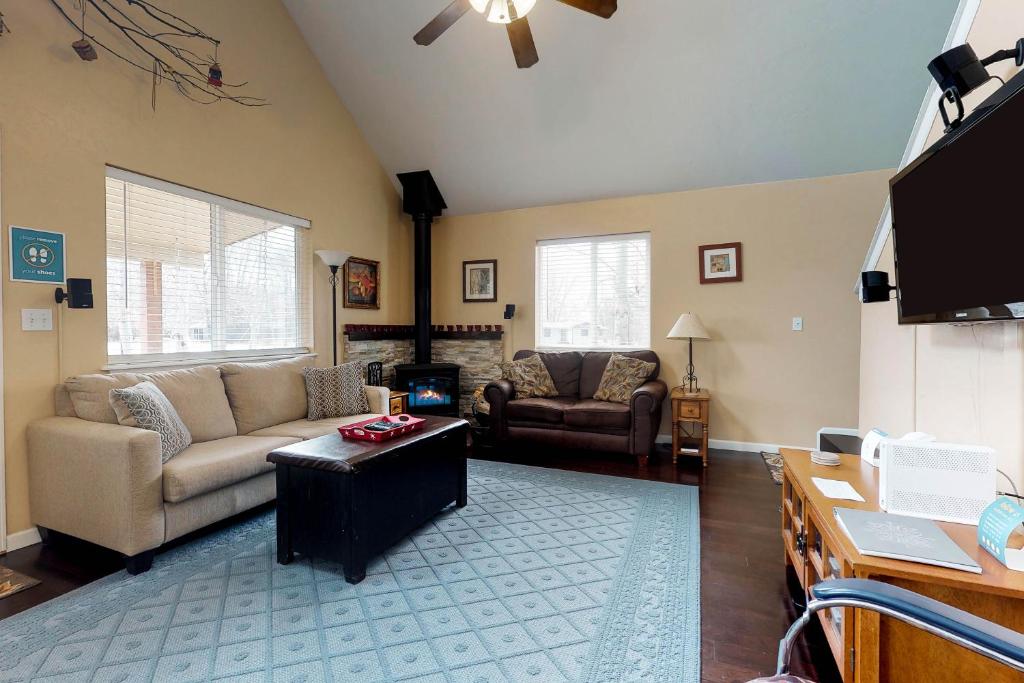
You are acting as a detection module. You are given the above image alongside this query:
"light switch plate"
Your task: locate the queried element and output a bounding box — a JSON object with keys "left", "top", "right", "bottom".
{"left": 792, "top": 316, "right": 804, "bottom": 332}
{"left": 22, "top": 308, "right": 53, "bottom": 331}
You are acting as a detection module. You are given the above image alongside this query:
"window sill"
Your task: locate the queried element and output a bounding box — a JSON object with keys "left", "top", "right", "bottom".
{"left": 104, "top": 350, "right": 317, "bottom": 374}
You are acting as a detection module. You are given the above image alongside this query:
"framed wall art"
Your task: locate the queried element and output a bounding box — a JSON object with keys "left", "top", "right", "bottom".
{"left": 463, "top": 259, "right": 497, "bottom": 302}
{"left": 343, "top": 256, "right": 380, "bottom": 309}
{"left": 699, "top": 242, "right": 742, "bottom": 284}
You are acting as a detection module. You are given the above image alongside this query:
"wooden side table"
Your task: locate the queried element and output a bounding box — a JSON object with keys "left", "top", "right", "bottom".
{"left": 389, "top": 390, "right": 409, "bottom": 416}
{"left": 670, "top": 387, "right": 710, "bottom": 467}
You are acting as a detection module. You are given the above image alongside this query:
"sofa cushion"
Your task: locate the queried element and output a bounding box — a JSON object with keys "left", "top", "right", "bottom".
{"left": 563, "top": 399, "right": 631, "bottom": 430}
{"left": 219, "top": 356, "right": 312, "bottom": 434}
{"left": 249, "top": 413, "right": 380, "bottom": 440}
{"left": 579, "top": 350, "right": 660, "bottom": 399}
{"left": 144, "top": 366, "right": 237, "bottom": 442}
{"left": 303, "top": 362, "right": 369, "bottom": 420}
{"left": 593, "top": 354, "right": 659, "bottom": 404}
{"left": 162, "top": 435, "right": 299, "bottom": 503}
{"left": 514, "top": 351, "right": 583, "bottom": 397}
{"left": 64, "top": 372, "right": 143, "bottom": 424}
{"left": 110, "top": 381, "right": 193, "bottom": 463}
{"left": 500, "top": 354, "right": 558, "bottom": 398}
{"left": 507, "top": 397, "right": 575, "bottom": 424}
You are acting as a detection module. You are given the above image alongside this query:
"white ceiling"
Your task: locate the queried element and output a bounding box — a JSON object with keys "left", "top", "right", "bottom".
{"left": 284, "top": 0, "right": 959, "bottom": 215}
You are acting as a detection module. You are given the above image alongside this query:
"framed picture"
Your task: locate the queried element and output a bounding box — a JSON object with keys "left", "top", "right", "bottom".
{"left": 463, "top": 259, "right": 497, "bottom": 302}
{"left": 699, "top": 242, "right": 742, "bottom": 284}
{"left": 343, "top": 257, "right": 380, "bottom": 309}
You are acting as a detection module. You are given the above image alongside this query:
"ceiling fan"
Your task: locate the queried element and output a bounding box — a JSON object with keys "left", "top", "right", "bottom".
{"left": 414, "top": 0, "right": 617, "bottom": 69}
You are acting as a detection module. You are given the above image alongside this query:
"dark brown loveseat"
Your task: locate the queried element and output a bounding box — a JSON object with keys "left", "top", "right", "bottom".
{"left": 484, "top": 350, "right": 668, "bottom": 465}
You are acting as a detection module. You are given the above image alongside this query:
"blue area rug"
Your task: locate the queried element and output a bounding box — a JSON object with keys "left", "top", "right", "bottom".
{"left": 0, "top": 460, "right": 700, "bottom": 682}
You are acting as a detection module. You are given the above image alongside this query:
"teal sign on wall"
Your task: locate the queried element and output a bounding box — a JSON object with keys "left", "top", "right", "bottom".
{"left": 9, "top": 226, "right": 65, "bottom": 284}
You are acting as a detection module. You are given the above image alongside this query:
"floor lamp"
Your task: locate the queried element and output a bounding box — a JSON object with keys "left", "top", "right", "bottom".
{"left": 667, "top": 312, "right": 711, "bottom": 393}
{"left": 316, "top": 250, "right": 351, "bottom": 365}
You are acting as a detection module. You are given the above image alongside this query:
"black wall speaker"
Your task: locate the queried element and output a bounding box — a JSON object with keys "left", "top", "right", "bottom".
{"left": 55, "top": 278, "right": 94, "bottom": 309}
{"left": 861, "top": 271, "right": 896, "bottom": 304}
{"left": 503, "top": 304, "right": 516, "bottom": 320}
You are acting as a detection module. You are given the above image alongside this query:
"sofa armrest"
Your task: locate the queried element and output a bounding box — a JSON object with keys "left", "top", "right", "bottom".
{"left": 365, "top": 385, "right": 389, "bottom": 415}
{"left": 629, "top": 379, "right": 668, "bottom": 458}
{"left": 27, "top": 416, "right": 164, "bottom": 557}
{"left": 484, "top": 379, "right": 515, "bottom": 440}
{"left": 630, "top": 380, "right": 667, "bottom": 414}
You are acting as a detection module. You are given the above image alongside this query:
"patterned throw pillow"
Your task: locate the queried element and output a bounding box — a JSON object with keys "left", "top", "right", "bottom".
{"left": 303, "top": 362, "right": 370, "bottom": 420}
{"left": 500, "top": 354, "right": 558, "bottom": 398}
{"left": 109, "top": 381, "right": 193, "bottom": 463}
{"left": 593, "top": 354, "right": 657, "bottom": 404}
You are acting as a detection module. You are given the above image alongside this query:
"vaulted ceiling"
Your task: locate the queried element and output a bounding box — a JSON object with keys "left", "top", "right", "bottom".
{"left": 284, "top": 1, "right": 958, "bottom": 215}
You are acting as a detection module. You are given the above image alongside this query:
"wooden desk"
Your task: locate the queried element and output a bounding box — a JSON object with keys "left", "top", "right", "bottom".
{"left": 781, "top": 448, "right": 1024, "bottom": 682}
{"left": 670, "top": 388, "right": 710, "bottom": 466}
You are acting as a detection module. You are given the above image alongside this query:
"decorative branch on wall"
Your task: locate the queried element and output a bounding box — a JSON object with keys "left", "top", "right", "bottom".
{"left": 0, "top": 11, "right": 10, "bottom": 38}
{"left": 48, "top": 0, "right": 267, "bottom": 108}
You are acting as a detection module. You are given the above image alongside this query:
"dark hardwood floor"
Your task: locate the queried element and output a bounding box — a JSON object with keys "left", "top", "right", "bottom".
{"left": 0, "top": 445, "right": 840, "bottom": 683}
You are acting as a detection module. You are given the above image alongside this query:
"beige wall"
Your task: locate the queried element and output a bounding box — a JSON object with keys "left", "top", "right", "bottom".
{"left": 433, "top": 169, "right": 892, "bottom": 447}
{"left": 859, "top": 0, "right": 1024, "bottom": 486}
{"left": 0, "top": 1, "right": 411, "bottom": 536}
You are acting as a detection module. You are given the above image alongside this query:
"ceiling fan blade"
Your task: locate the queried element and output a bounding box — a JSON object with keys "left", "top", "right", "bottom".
{"left": 506, "top": 17, "right": 539, "bottom": 69}
{"left": 555, "top": 0, "right": 617, "bottom": 19}
{"left": 414, "top": 0, "right": 472, "bottom": 46}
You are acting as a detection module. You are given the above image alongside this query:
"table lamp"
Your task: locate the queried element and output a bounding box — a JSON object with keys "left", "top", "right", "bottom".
{"left": 666, "top": 312, "right": 710, "bottom": 393}
{"left": 316, "top": 249, "right": 351, "bottom": 365}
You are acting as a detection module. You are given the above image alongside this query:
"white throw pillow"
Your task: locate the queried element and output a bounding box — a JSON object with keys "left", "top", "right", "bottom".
{"left": 109, "top": 381, "right": 193, "bottom": 462}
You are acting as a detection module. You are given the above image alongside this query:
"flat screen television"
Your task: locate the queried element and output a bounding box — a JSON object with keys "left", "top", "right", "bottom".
{"left": 890, "top": 69, "right": 1024, "bottom": 324}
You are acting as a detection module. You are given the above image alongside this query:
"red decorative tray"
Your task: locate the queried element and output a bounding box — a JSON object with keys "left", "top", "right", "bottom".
{"left": 338, "top": 414, "right": 425, "bottom": 442}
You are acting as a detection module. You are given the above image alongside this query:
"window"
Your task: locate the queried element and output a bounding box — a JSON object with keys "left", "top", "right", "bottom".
{"left": 535, "top": 232, "right": 651, "bottom": 350}
{"left": 105, "top": 168, "right": 312, "bottom": 365}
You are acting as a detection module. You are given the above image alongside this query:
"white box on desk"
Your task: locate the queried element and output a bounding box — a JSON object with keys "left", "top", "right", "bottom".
{"left": 879, "top": 439, "right": 997, "bottom": 526}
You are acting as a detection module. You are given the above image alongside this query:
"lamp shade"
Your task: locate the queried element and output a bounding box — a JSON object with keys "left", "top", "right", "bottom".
{"left": 315, "top": 250, "right": 351, "bottom": 268}
{"left": 666, "top": 313, "right": 710, "bottom": 340}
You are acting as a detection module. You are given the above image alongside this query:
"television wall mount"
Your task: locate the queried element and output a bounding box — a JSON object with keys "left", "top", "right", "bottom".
{"left": 931, "top": 38, "right": 1024, "bottom": 133}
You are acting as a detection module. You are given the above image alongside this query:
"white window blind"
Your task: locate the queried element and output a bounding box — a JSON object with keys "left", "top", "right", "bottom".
{"left": 535, "top": 232, "right": 651, "bottom": 350}
{"left": 105, "top": 168, "right": 312, "bottom": 365}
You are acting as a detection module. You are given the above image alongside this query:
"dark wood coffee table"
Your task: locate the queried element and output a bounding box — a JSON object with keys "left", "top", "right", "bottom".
{"left": 267, "top": 415, "right": 469, "bottom": 583}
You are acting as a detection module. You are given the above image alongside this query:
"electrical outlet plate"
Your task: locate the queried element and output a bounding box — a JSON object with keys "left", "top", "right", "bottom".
{"left": 792, "top": 316, "right": 803, "bottom": 332}
{"left": 22, "top": 308, "right": 53, "bottom": 331}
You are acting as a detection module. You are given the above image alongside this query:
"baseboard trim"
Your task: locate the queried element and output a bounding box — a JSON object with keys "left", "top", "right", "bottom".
{"left": 6, "top": 527, "right": 41, "bottom": 552}
{"left": 656, "top": 434, "right": 811, "bottom": 454}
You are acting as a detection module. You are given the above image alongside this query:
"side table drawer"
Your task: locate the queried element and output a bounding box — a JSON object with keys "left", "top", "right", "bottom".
{"left": 677, "top": 402, "right": 701, "bottom": 420}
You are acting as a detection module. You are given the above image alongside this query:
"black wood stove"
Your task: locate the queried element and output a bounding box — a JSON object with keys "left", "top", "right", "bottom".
{"left": 393, "top": 170, "right": 461, "bottom": 417}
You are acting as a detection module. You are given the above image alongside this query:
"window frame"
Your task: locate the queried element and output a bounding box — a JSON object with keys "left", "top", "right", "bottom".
{"left": 534, "top": 231, "right": 652, "bottom": 352}
{"left": 104, "top": 167, "right": 313, "bottom": 370}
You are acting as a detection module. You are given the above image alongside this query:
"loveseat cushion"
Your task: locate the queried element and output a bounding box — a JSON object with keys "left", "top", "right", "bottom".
{"left": 249, "top": 414, "right": 380, "bottom": 440}
{"left": 162, "top": 435, "right": 299, "bottom": 503}
{"left": 507, "top": 397, "right": 575, "bottom": 424}
{"left": 500, "top": 354, "right": 558, "bottom": 398}
{"left": 563, "top": 399, "right": 631, "bottom": 430}
{"left": 219, "top": 356, "right": 312, "bottom": 434}
{"left": 513, "top": 351, "right": 582, "bottom": 397}
{"left": 579, "top": 351, "right": 660, "bottom": 399}
{"left": 145, "top": 366, "right": 237, "bottom": 442}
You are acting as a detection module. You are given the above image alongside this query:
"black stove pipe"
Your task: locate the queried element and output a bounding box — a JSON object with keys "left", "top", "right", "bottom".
{"left": 413, "top": 213, "right": 432, "bottom": 364}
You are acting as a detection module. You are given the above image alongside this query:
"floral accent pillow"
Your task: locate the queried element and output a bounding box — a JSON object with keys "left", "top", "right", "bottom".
{"left": 593, "top": 354, "right": 657, "bottom": 404}
{"left": 500, "top": 354, "right": 558, "bottom": 398}
{"left": 109, "top": 381, "right": 193, "bottom": 463}
{"left": 303, "top": 362, "right": 370, "bottom": 420}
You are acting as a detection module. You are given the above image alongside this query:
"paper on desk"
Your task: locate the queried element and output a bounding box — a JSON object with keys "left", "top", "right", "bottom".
{"left": 812, "top": 477, "right": 865, "bottom": 502}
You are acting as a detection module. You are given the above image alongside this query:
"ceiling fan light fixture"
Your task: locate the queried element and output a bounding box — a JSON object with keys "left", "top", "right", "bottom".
{"left": 469, "top": 0, "right": 538, "bottom": 24}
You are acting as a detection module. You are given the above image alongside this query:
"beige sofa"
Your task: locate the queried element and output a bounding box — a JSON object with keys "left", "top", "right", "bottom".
{"left": 27, "top": 356, "right": 387, "bottom": 574}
